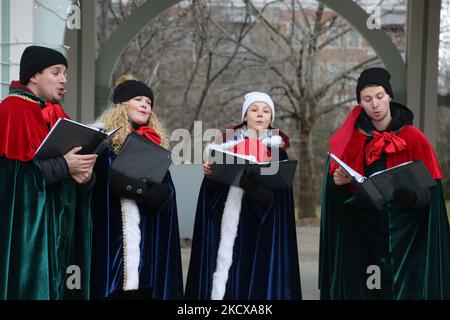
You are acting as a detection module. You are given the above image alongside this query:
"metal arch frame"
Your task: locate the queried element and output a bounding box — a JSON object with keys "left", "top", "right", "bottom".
{"left": 94, "top": 0, "right": 407, "bottom": 108}
{"left": 95, "top": 0, "right": 180, "bottom": 89}
{"left": 74, "top": 0, "right": 441, "bottom": 239}
{"left": 319, "top": 0, "right": 407, "bottom": 101}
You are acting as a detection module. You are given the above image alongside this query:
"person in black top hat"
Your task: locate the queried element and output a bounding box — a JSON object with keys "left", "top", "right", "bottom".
{"left": 319, "top": 67, "right": 450, "bottom": 299}
{"left": 0, "top": 45, "right": 96, "bottom": 299}
{"left": 89, "top": 75, "right": 183, "bottom": 300}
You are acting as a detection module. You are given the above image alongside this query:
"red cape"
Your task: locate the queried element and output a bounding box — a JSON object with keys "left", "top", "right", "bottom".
{"left": 329, "top": 105, "right": 442, "bottom": 180}
{"left": 0, "top": 88, "right": 70, "bottom": 162}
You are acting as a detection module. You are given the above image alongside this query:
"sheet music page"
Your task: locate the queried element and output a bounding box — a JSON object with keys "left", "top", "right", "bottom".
{"left": 207, "top": 143, "right": 258, "bottom": 163}
{"left": 106, "top": 126, "right": 122, "bottom": 137}
{"left": 64, "top": 118, "right": 101, "bottom": 131}
{"left": 35, "top": 118, "right": 63, "bottom": 154}
{"left": 369, "top": 161, "right": 413, "bottom": 177}
{"left": 328, "top": 152, "right": 366, "bottom": 183}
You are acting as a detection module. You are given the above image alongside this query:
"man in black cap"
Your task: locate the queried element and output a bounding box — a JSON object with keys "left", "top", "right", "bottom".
{"left": 319, "top": 67, "right": 450, "bottom": 299}
{"left": 0, "top": 45, "right": 96, "bottom": 299}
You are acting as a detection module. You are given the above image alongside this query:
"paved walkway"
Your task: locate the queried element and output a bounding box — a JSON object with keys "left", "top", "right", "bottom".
{"left": 181, "top": 226, "right": 320, "bottom": 300}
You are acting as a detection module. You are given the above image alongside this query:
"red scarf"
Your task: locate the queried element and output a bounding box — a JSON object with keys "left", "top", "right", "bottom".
{"left": 132, "top": 125, "right": 161, "bottom": 145}
{"left": 231, "top": 138, "right": 272, "bottom": 163}
{"left": 41, "top": 101, "right": 70, "bottom": 128}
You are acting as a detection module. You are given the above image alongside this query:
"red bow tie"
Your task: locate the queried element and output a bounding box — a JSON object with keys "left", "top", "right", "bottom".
{"left": 133, "top": 125, "right": 161, "bottom": 145}
{"left": 41, "top": 101, "right": 69, "bottom": 127}
{"left": 365, "top": 131, "right": 407, "bottom": 165}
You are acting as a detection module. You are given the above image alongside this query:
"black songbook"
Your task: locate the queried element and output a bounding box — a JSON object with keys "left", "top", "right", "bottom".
{"left": 207, "top": 148, "right": 297, "bottom": 189}
{"left": 110, "top": 131, "right": 172, "bottom": 184}
{"left": 35, "top": 118, "right": 121, "bottom": 160}
{"left": 329, "top": 152, "right": 436, "bottom": 208}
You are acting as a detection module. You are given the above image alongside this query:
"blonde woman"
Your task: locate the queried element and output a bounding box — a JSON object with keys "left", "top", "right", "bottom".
{"left": 90, "top": 75, "right": 183, "bottom": 300}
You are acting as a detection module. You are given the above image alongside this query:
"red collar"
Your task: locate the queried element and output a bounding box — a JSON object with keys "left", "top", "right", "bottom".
{"left": 9, "top": 80, "right": 33, "bottom": 93}
{"left": 132, "top": 125, "right": 161, "bottom": 145}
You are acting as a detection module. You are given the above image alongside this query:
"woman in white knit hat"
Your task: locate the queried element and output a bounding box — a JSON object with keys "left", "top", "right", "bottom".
{"left": 185, "top": 91, "right": 302, "bottom": 300}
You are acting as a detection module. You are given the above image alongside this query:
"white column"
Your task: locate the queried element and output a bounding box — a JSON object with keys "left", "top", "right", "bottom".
{"left": 33, "top": 0, "right": 71, "bottom": 48}
{"left": 8, "top": 0, "right": 33, "bottom": 84}
{"left": 1, "top": 0, "right": 71, "bottom": 98}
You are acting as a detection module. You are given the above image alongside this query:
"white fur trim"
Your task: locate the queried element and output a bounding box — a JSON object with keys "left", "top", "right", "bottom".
{"left": 261, "top": 135, "right": 284, "bottom": 148}
{"left": 120, "top": 198, "right": 141, "bottom": 291}
{"left": 211, "top": 186, "right": 245, "bottom": 300}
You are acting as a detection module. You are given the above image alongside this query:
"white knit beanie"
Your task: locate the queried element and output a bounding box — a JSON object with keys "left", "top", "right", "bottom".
{"left": 241, "top": 92, "right": 275, "bottom": 124}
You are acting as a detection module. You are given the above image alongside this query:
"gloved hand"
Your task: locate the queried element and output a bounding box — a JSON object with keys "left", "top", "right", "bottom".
{"left": 142, "top": 180, "right": 171, "bottom": 210}
{"left": 392, "top": 187, "right": 418, "bottom": 209}
{"left": 239, "top": 170, "right": 260, "bottom": 194}
{"left": 109, "top": 171, "right": 171, "bottom": 210}
{"left": 109, "top": 172, "right": 147, "bottom": 202}
{"left": 239, "top": 169, "right": 273, "bottom": 208}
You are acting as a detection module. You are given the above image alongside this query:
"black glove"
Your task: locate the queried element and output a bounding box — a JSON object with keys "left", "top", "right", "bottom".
{"left": 204, "top": 177, "right": 223, "bottom": 195}
{"left": 109, "top": 172, "right": 147, "bottom": 202}
{"left": 109, "top": 171, "right": 170, "bottom": 210}
{"left": 142, "top": 180, "right": 171, "bottom": 210}
{"left": 239, "top": 170, "right": 273, "bottom": 208}
{"left": 392, "top": 187, "right": 418, "bottom": 209}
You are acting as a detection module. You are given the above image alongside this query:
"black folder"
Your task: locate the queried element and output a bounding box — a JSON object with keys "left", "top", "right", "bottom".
{"left": 35, "top": 118, "right": 121, "bottom": 160}
{"left": 207, "top": 148, "right": 297, "bottom": 189}
{"left": 110, "top": 131, "right": 172, "bottom": 184}
{"left": 329, "top": 153, "right": 436, "bottom": 209}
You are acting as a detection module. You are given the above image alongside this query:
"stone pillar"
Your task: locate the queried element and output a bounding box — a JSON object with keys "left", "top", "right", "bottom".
{"left": 406, "top": 0, "right": 441, "bottom": 146}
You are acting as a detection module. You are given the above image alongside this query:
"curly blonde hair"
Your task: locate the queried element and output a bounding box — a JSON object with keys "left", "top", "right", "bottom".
{"left": 97, "top": 75, "right": 168, "bottom": 153}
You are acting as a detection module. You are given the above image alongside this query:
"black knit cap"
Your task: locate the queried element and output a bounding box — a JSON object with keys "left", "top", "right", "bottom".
{"left": 356, "top": 67, "right": 394, "bottom": 103}
{"left": 19, "top": 45, "right": 68, "bottom": 84}
{"left": 112, "top": 80, "right": 154, "bottom": 105}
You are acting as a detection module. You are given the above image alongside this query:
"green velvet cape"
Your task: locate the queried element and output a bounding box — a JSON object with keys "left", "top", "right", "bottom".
{"left": 0, "top": 157, "right": 92, "bottom": 299}
{"left": 319, "top": 158, "right": 450, "bottom": 300}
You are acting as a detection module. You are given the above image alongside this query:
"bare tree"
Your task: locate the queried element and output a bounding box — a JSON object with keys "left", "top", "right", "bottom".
{"left": 437, "top": 0, "right": 450, "bottom": 200}
{"left": 96, "top": 0, "right": 189, "bottom": 116}
{"left": 97, "top": 0, "right": 412, "bottom": 218}
{"left": 181, "top": 0, "right": 258, "bottom": 132}
{"left": 439, "top": 0, "right": 450, "bottom": 95}
{"left": 210, "top": 0, "right": 380, "bottom": 218}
